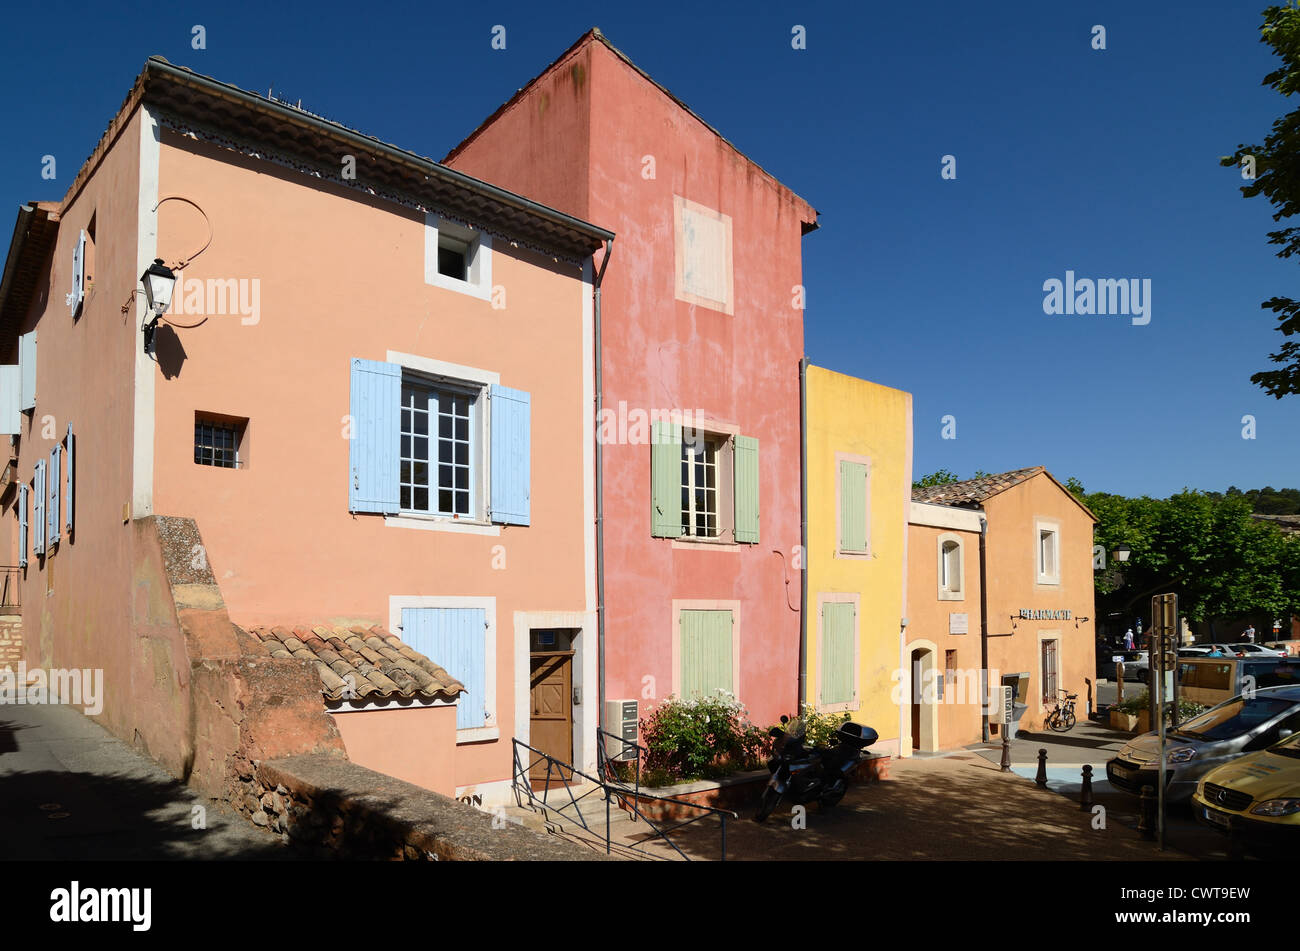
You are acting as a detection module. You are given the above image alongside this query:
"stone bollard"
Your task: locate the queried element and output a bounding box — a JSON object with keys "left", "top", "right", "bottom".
{"left": 1035, "top": 748, "right": 1048, "bottom": 788}
{"left": 1080, "top": 764, "right": 1093, "bottom": 811}
{"left": 1138, "top": 785, "right": 1156, "bottom": 840}
{"left": 999, "top": 731, "right": 1011, "bottom": 772}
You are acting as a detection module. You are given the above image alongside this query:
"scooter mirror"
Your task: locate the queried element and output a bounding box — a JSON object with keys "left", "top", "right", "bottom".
{"left": 780, "top": 715, "right": 789, "bottom": 724}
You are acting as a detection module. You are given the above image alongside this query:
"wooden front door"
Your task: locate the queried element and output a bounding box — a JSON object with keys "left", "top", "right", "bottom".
{"left": 529, "top": 651, "right": 574, "bottom": 781}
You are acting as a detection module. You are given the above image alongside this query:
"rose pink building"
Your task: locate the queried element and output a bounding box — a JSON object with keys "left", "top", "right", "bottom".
{"left": 0, "top": 58, "right": 611, "bottom": 806}
{"left": 446, "top": 30, "right": 818, "bottom": 740}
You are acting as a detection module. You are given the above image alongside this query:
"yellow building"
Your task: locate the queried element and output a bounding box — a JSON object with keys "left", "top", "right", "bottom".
{"left": 804, "top": 365, "right": 912, "bottom": 757}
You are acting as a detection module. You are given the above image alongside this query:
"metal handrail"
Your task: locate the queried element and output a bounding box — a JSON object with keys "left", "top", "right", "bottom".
{"left": 511, "top": 737, "right": 736, "bottom": 860}
{"left": 596, "top": 727, "right": 643, "bottom": 820}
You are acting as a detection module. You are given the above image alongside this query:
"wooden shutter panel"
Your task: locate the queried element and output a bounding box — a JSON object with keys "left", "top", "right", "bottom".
{"left": 402, "top": 606, "right": 487, "bottom": 729}
{"left": 733, "top": 434, "right": 759, "bottom": 543}
{"left": 650, "top": 420, "right": 682, "bottom": 538}
{"left": 489, "top": 383, "right": 530, "bottom": 525}
{"left": 839, "top": 460, "right": 868, "bottom": 552}
{"left": 18, "top": 483, "right": 27, "bottom": 569}
{"left": 33, "top": 461, "right": 45, "bottom": 556}
{"left": 821, "top": 602, "right": 856, "bottom": 705}
{"left": 47, "top": 444, "right": 61, "bottom": 548}
{"left": 680, "top": 609, "right": 733, "bottom": 698}
{"left": 19, "top": 331, "right": 36, "bottom": 412}
{"left": 67, "top": 229, "right": 86, "bottom": 316}
{"left": 64, "top": 424, "right": 74, "bottom": 537}
{"left": 0, "top": 365, "right": 20, "bottom": 435}
{"left": 348, "top": 358, "right": 401, "bottom": 514}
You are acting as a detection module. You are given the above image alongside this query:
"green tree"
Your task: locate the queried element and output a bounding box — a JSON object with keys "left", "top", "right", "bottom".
{"left": 1223, "top": 4, "right": 1300, "bottom": 398}
{"left": 913, "top": 468, "right": 959, "bottom": 489}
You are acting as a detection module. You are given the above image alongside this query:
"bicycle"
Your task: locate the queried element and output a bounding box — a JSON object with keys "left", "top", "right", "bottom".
{"left": 1044, "top": 689, "right": 1078, "bottom": 733}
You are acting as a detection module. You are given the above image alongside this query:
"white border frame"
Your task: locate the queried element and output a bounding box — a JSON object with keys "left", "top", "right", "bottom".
{"left": 937, "top": 532, "right": 965, "bottom": 601}
{"left": 389, "top": 595, "right": 498, "bottom": 743}
{"left": 424, "top": 212, "right": 494, "bottom": 301}
{"left": 513, "top": 609, "right": 599, "bottom": 774}
{"left": 1034, "top": 517, "right": 1062, "bottom": 586}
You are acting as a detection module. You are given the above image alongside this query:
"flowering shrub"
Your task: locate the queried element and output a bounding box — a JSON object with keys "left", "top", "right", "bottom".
{"left": 796, "top": 704, "right": 852, "bottom": 749}
{"left": 639, "top": 691, "right": 772, "bottom": 784}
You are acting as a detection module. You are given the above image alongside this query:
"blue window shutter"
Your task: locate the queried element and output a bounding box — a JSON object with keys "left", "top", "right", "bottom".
{"left": 19, "top": 331, "right": 36, "bottom": 412}
{"left": 489, "top": 384, "right": 530, "bottom": 525}
{"left": 67, "top": 229, "right": 86, "bottom": 316}
{"left": 0, "top": 365, "right": 20, "bottom": 435}
{"left": 64, "top": 424, "right": 74, "bottom": 537}
{"left": 18, "top": 483, "right": 27, "bottom": 569}
{"left": 33, "top": 461, "right": 45, "bottom": 556}
{"left": 402, "top": 606, "right": 488, "bottom": 729}
{"left": 48, "top": 444, "right": 61, "bottom": 548}
{"left": 348, "top": 359, "right": 401, "bottom": 514}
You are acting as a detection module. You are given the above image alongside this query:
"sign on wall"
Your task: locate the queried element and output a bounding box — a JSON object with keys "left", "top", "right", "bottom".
{"left": 949, "top": 613, "right": 969, "bottom": 635}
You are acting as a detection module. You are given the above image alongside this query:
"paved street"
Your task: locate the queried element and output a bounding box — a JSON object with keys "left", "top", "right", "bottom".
{"left": 0, "top": 702, "right": 291, "bottom": 860}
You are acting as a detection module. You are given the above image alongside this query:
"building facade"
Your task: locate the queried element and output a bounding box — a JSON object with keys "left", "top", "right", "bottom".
{"left": 906, "top": 467, "right": 1098, "bottom": 752}
{"left": 804, "top": 365, "right": 911, "bottom": 757}
{"left": 445, "top": 30, "right": 818, "bottom": 735}
{"left": 0, "top": 58, "right": 612, "bottom": 805}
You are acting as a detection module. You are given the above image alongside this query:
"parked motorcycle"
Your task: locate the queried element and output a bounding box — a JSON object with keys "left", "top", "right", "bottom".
{"left": 753, "top": 715, "right": 878, "bottom": 822}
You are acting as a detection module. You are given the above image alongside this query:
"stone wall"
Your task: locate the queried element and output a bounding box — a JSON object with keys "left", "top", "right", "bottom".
{"left": 243, "top": 753, "right": 606, "bottom": 861}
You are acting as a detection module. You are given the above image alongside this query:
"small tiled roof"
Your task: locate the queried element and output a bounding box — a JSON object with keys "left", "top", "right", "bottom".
{"left": 1253, "top": 513, "right": 1300, "bottom": 536}
{"left": 246, "top": 624, "right": 466, "bottom": 703}
{"left": 912, "top": 467, "right": 1046, "bottom": 506}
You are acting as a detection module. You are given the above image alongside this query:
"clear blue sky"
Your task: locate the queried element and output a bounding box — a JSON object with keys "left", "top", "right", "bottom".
{"left": 3, "top": 0, "right": 1296, "bottom": 498}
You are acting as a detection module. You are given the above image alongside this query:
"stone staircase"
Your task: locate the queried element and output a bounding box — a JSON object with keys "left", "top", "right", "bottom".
{"left": 500, "top": 783, "right": 686, "bottom": 860}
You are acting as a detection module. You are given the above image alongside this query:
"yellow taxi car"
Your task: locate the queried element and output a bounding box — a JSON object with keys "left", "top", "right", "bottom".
{"left": 1193, "top": 728, "right": 1300, "bottom": 848}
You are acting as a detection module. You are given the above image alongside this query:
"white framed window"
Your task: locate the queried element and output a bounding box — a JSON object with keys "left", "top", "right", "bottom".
{"left": 1035, "top": 518, "right": 1060, "bottom": 585}
{"left": 424, "top": 213, "right": 493, "bottom": 301}
{"left": 938, "top": 533, "right": 964, "bottom": 600}
{"left": 681, "top": 430, "right": 730, "bottom": 538}
{"left": 400, "top": 379, "right": 480, "bottom": 517}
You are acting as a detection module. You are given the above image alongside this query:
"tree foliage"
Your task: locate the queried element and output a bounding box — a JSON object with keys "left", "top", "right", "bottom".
{"left": 1087, "top": 488, "right": 1300, "bottom": 624}
{"left": 1223, "top": 4, "right": 1300, "bottom": 398}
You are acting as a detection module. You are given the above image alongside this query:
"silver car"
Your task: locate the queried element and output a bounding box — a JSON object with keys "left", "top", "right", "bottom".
{"left": 1106, "top": 685, "right": 1300, "bottom": 802}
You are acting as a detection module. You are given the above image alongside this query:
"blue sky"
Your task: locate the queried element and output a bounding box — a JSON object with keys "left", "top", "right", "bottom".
{"left": 2, "top": 1, "right": 1296, "bottom": 498}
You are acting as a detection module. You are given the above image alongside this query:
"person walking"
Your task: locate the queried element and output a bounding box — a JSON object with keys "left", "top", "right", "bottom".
{"left": 1244, "top": 623, "right": 1256, "bottom": 644}
{"left": 1123, "top": 628, "right": 1135, "bottom": 651}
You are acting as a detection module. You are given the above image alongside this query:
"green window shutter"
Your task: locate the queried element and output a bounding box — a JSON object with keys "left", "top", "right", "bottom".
{"left": 821, "top": 602, "right": 856, "bottom": 705}
{"left": 839, "top": 460, "right": 867, "bottom": 552}
{"left": 651, "top": 420, "right": 682, "bottom": 538}
{"left": 733, "top": 434, "right": 759, "bottom": 543}
{"left": 680, "top": 609, "right": 733, "bottom": 698}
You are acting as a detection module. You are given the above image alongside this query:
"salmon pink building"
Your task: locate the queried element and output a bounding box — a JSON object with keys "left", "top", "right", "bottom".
{"left": 0, "top": 58, "right": 612, "bottom": 807}
{"left": 446, "top": 29, "right": 818, "bottom": 744}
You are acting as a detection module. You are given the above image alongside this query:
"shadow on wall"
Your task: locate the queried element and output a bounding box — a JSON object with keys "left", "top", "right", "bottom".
{"left": 153, "top": 324, "right": 187, "bottom": 379}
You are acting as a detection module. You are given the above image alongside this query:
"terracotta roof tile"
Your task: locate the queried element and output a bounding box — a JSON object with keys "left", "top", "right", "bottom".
{"left": 245, "top": 624, "right": 466, "bottom": 703}
{"left": 912, "top": 466, "right": 1046, "bottom": 506}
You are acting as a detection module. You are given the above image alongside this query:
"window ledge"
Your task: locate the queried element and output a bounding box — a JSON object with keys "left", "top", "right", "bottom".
{"left": 385, "top": 514, "right": 501, "bottom": 536}
{"left": 456, "top": 726, "right": 499, "bottom": 745}
{"left": 817, "top": 700, "right": 860, "bottom": 714}
{"left": 1035, "top": 577, "right": 1061, "bottom": 587}
{"left": 835, "top": 549, "right": 871, "bottom": 561}
{"left": 672, "top": 537, "right": 741, "bottom": 551}
{"left": 938, "top": 589, "right": 965, "bottom": 602}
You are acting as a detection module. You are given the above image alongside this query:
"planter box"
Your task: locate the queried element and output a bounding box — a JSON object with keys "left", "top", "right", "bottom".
{"left": 1109, "top": 710, "right": 1139, "bottom": 732}
{"left": 623, "top": 753, "right": 892, "bottom": 822}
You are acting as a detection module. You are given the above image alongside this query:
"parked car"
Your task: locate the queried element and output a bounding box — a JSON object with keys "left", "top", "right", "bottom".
{"left": 1105, "top": 684, "right": 1300, "bottom": 802}
{"left": 1178, "top": 647, "right": 1211, "bottom": 657}
{"left": 1229, "top": 643, "right": 1288, "bottom": 657}
{"left": 1178, "top": 655, "right": 1297, "bottom": 707}
{"left": 1112, "top": 650, "right": 1150, "bottom": 682}
{"left": 1193, "top": 727, "right": 1300, "bottom": 848}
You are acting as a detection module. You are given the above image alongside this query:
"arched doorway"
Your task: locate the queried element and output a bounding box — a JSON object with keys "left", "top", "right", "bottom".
{"left": 905, "top": 641, "right": 940, "bottom": 753}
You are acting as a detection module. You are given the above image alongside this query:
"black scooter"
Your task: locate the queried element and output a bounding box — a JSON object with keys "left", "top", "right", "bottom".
{"left": 753, "top": 716, "right": 878, "bottom": 822}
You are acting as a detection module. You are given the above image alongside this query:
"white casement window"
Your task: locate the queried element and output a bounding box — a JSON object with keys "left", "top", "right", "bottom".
{"left": 938, "top": 534, "right": 963, "bottom": 600}
{"left": 680, "top": 430, "right": 732, "bottom": 539}
{"left": 1036, "top": 519, "right": 1060, "bottom": 584}
{"left": 424, "top": 213, "right": 493, "bottom": 301}
{"left": 400, "top": 379, "right": 480, "bottom": 517}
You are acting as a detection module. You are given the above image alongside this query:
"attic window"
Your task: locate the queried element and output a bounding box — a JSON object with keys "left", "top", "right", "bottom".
{"left": 425, "top": 213, "right": 493, "bottom": 301}
{"left": 438, "top": 237, "right": 468, "bottom": 281}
